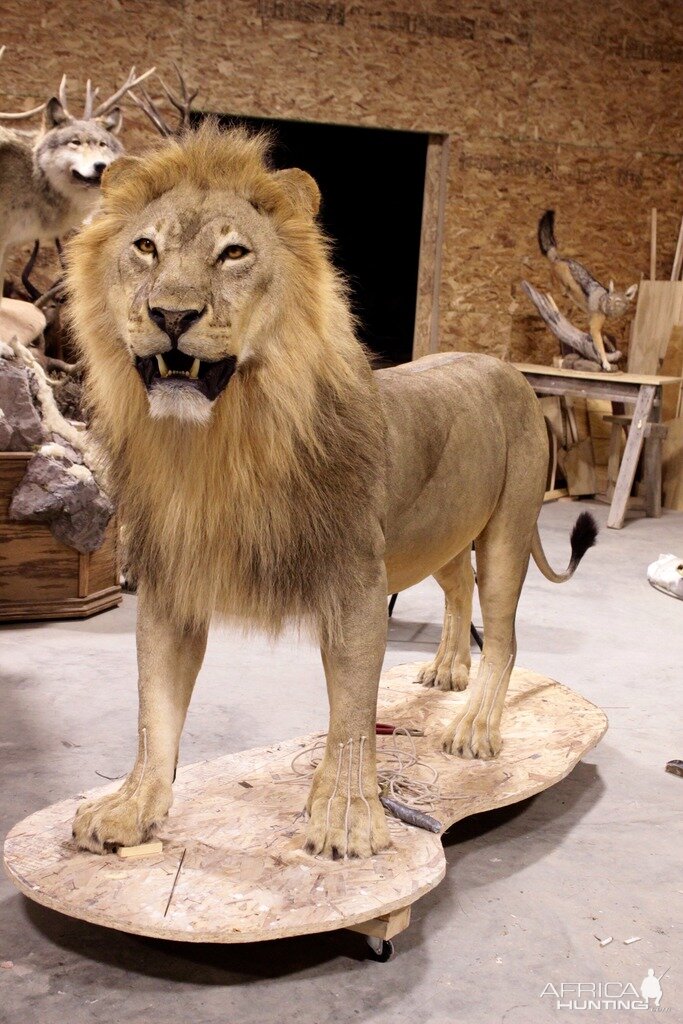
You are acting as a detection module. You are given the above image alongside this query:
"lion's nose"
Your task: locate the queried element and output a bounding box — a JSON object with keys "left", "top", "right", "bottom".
{"left": 147, "top": 305, "right": 205, "bottom": 346}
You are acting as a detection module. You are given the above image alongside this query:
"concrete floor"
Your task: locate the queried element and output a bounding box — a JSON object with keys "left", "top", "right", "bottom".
{"left": 1, "top": 499, "right": 681, "bottom": 1023}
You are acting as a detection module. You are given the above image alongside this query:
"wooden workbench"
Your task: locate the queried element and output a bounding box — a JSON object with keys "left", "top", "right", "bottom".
{"left": 514, "top": 363, "right": 682, "bottom": 529}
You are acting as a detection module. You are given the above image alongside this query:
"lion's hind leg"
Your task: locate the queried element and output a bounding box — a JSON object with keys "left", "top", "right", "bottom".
{"left": 442, "top": 502, "right": 539, "bottom": 759}
{"left": 417, "top": 547, "right": 474, "bottom": 692}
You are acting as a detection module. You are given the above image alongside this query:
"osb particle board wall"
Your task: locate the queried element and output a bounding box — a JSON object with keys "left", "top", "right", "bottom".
{"left": 2, "top": 0, "right": 683, "bottom": 363}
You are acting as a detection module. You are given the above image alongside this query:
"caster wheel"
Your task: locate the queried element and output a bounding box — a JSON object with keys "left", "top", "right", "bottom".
{"left": 366, "top": 936, "right": 394, "bottom": 962}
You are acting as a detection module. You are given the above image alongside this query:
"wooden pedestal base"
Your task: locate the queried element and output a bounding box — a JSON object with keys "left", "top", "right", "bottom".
{"left": 0, "top": 453, "right": 121, "bottom": 621}
{"left": 3, "top": 662, "right": 607, "bottom": 951}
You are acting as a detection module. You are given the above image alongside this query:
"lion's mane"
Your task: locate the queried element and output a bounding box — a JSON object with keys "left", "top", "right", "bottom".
{"left": 67, "top": 123, "right": 386, "bottom": 637}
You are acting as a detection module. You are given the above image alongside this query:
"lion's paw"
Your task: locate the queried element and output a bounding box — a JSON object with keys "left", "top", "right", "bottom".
{"left": 417, "top": 661, "right": 470, "bottom": 692}
{"left": 304, "top": 792, "right": 390, "bottom": 860}
{"left": 72, "top": 783, "right": 171, "bottom": 854}
{"left": 442, "top": 711, "right": 501, "bottom": 760}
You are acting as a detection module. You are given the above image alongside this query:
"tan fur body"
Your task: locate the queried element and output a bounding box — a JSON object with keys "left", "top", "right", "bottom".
{"left": 68, "top": 127, "right": 589, "bottom": 859}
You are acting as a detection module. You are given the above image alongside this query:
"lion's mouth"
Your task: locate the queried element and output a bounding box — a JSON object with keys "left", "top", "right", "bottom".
{"left": 135, "top": 348, "right": 237, "bottom": 402}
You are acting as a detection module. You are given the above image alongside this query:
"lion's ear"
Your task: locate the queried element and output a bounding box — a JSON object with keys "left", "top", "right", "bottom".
{"left": 101, "top": 155, "right": 143, "bottom": 193}
{"left": 272, "top": 167, "right": 321, "bottom": 219}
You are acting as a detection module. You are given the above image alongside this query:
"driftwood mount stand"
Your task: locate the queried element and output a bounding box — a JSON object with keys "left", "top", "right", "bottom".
{"left": 3, "top": 661, "right": 607, "bottom": 960}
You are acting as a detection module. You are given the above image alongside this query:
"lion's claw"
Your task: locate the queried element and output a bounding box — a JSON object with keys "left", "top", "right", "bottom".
{"left": 304, "top": 793, "right": 390, "bottom": 859}
{"left": 72, "top": 782, "right": 171, "bottom": 854}
{"left": 442, "top": 712, "right": 501, "bottom": 759}
{"left": 417, "top": 662, "right": 470, "bottom": 692}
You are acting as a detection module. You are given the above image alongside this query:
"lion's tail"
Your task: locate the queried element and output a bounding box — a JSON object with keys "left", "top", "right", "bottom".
{"left": 531, "top": 511, "right": 598, "bottom": 583}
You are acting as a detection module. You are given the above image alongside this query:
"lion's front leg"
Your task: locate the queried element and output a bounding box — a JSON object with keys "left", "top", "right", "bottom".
{"left": 305, "top": 567, "right": 390, "bottom": 859}
{"left": 73, "top": 585, "right": 208, "bottom": 853}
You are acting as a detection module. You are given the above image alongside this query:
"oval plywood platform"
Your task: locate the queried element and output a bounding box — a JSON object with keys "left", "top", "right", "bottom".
{"left": 3, "top": 662, "right": 607, "bottom": 943}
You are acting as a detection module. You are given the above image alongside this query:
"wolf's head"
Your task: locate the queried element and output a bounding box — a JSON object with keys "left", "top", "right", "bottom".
{"left": 34, "top": 98, "right": 123, "bottom": 204}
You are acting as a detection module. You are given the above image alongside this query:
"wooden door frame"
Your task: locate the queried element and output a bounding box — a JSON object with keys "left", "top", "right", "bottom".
{"left": 412, "top": 134, "right": 450, "bottom": 360}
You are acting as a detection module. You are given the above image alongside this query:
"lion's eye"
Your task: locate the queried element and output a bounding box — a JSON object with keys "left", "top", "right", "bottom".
{"left": 219, "top": 243, "right": 250, "bottom": 262}
{"left": 133, "top": 237, "right": 157, "bottom": 257}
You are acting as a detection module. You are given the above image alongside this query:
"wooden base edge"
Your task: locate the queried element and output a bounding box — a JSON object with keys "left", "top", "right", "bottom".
{"left": 347, "top": 906, "right": 412, "bottom": 940}
{"left": 544, "top": 487, "right": 569, "bottom": 502}
{"left": 0, "top": 585, "right": 122, "bottom": 623}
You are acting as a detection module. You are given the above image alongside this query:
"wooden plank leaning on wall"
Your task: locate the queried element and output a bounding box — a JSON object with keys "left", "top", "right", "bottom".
{"left": 412, "top": 135, "right": 450, "bottom": 360}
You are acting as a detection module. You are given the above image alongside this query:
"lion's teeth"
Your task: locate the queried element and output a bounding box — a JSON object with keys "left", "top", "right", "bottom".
{"left": 156, "top": 353, "right": 169, "bottom": 378}
{"left": 190, "top": 358, "right": 201, "bottom": 379}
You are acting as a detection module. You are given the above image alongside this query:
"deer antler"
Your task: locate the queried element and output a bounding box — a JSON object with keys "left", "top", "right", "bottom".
{"left": 57, "top": 73, "right": 71, "bottom": 118}
{"left": 92, "top": 66, "right": 156, "bottom": 117}
{"left": 0, "top": 57, "right": 154, "bottom": 125}
{"left": 82, "top": 80, "right": 100, "bottom": 119}
{"left": 0, "top": 46, "right": 47, "bottom": 120}
{"left": 127, "top": 86, "right": 174, "bottom": 137}
{"left": 129, "top": 64, "right": 198, "bottom": 137}
{"left": 159, "top": 63, "right": 199, "bottom": 131}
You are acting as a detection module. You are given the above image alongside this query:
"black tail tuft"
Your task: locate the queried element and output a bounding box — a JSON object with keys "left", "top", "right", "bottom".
{"left": 538, "top": 209, "right": 556, "bottom": 256}
{"left": 569, "top": 511, "right": 598, "bottom": 569}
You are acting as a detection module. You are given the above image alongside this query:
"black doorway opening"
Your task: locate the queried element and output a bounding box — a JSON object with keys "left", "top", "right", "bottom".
{"left": 198, "top": 113, "right": 429, "bottom": 366}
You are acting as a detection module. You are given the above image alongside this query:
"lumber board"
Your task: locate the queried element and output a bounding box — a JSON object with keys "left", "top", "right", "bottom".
{"left": 412, "top": 135, "right": 449, "bottom": 359}
{"left": 518, "top": 375, "right": 654, "bottom": 406}
{"left": 562, "top": 439, "right": 596, "bottom": 497}
{"left": 672, "top": 215, "right": 683, "bottom": 283}
{"left": 663, "top": 417, "right": 683, "bottom": 511}
{"left": 660, "top": 326, "right": 683, "bottom": 420}
{"left": 606, "top": 385, "right": 656, "bottom": 528}
{"left": 117, "top": 841, "right": 163, "bottom": 859}
{"left": 643, "top": 430, "right": 663, "bottom": 518}
{"left": 3, "top": 662, "right": 607, "bottom": 945}
{"left": 587, "top": 398, "right": 613, "bottom": 468}
{"left": 543, "top": 487, "right": 569, "bottom": 502}
{"left": 606, "top": 421, "right": 623, "bottom": 500}
{"left": 514, "top": 362, "right": 681, "bottom": 387}
{"left": 347, "top": 906, "right": 412, "bottom": 940}
{"left": 628, "top": 281, "right": 683, "bottom": 374}
{"left": 560, "top": 399, "right": 596, "bottom": 496}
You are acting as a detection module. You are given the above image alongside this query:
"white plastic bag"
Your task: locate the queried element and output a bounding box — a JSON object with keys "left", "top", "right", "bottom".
{"left": 647, "top": 553, "right": 683, "bottom": 601}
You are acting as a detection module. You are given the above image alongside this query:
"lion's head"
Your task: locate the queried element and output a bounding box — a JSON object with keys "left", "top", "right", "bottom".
{"left": 69, "top": 122, "right": 325, "bottom": 427}
{"left": 67, "top": 123, "right": 384, "bottom": 634}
